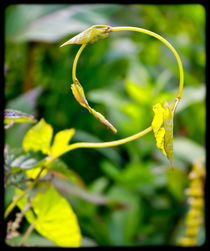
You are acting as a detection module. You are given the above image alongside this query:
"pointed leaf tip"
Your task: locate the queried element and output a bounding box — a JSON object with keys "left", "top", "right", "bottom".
{"left": 71, "top": 79, "right": 117, "bottom": 133}
{"left": 51, "top": 128, "right": 75, "bottom": 159}
{"left": 90, "top": 108, "right": 117, "bottom": 134}
{"left": 60, "top": 25, "right": 111, "bottom": 47}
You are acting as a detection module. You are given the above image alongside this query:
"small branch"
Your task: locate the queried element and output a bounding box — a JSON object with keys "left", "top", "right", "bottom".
{"left": 20, "top": 220, "right": 37, "bottom": 246}
{"left": 67, "top": 25, "right": 184, "bottom": 155}
{"left": 4, "top": 165, "right": 47, "bottom": 219}
{"left": 4, "top": 121, "right": 16, "bottom": 129}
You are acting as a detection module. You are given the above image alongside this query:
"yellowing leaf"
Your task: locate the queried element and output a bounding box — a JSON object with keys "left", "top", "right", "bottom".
{"left": 51, "top": 129, "right": 75, "bottom": 159}
{"left": 60, "top": 25, "right": 111, "bottom": 47}
{"left": 71, "top": 79, "right": 89, "bottom": 108}
{"left": 71, "top": 79, "right": 117, "bottom": 133}
{"left": 16, "top": 185, "right": 81, "bottom": 247}
{"left": 152, "top": 103, "right": 166, "bottom": 156}
{"left": 152, "top": 101, "right": 174, "bottom": 168}
{"left": 22, "top": 119, "right": 53, "bottom": 155}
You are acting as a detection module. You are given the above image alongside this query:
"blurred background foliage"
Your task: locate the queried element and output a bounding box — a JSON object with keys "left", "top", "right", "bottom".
{"left": 4, "top": 4, "right": 206, "bottom": 246}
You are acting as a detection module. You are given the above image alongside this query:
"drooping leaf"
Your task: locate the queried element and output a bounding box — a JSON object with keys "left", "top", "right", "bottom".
{"left": 60, "top": 25, "right": 111, "bottom": 46}
{"left": 4, "top": 109, "right": 36, "bottom": 125}
{"left": 50, "top": 128, "right": 75, "bottom": 159}
{"left": 152, "top": 103, "right": 166, "bottom": 156}
{"left": 71, "top": 79, "right": 117, "bottom": 133}
{"left": 89, "top": 108, "right": 117, "bottom": 134}
{"left": 71, "top": 79, "right": 89, "bottom": 108}
{"left": 163, "top": 101, "right": 174, "bottom": 168}
{"left": 152, "top": 101, "right": 174, "bottom": 168}
{"left": 16, "top": 184, "right": 81, "bottom": 247}
{"left": 22, "top": 119, "right": 53, "bottom": 155}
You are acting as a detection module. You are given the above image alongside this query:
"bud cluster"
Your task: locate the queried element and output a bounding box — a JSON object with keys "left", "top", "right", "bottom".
{"left": 178, "top": 159, "right": 205, "bottom": 246}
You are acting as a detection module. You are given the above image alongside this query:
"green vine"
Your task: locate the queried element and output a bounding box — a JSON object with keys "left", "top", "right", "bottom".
{"left": 4, "top": 25, "right": 185, "bottom": 246}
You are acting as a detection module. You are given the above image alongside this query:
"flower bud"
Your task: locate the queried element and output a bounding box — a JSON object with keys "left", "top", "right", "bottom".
{"left": 60, "top": 25, "right": 112, "bottom": 47}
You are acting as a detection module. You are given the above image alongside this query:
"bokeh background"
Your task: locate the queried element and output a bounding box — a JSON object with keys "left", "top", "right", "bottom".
{"left": 4, "top": 4, "right": 206, "bottom": 246}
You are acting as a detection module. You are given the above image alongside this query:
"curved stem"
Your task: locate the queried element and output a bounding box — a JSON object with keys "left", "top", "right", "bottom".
{"left": 64, "top": 126, "right": 152, "bottom": 152}
{"left": 110, "top": 26, "right": 184, "bottom": 110}
{"left": 72, "top": 44, "right": 87, "bottom": 81}
{"left": 68, "top": 25, "right": 184, "bottom": 153}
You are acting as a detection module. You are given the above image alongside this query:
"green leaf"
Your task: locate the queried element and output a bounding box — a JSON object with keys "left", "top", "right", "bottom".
{"left": 5, "top": 149, "right": 46, "bottom": 174}
{"left": 4, "top": 109, "right": 36, "bottom": 125}
{"left": 50, "top": 128, "right": 75, "bottom": 159}
{"left": 48, "top": 159, "right": 76, "bottom": 182}
{"left": 22, "top": 119, "right": 53, "bottom": 155}
{"left": 152, "top": 101, "right": 174, "bottom": 168}
{"left": 16, "top": 184, "right": 81, "bottom": 247}
{"left": 60, "top": 25, "right": 111, "bottom": 46}
{"left": 7, "top": 232, "right": 56, "bottom": 247}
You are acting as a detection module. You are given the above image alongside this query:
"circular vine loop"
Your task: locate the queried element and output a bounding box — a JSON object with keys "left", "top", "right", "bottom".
{"left": 60, "top": 25, "right": 184, "bottom": 153}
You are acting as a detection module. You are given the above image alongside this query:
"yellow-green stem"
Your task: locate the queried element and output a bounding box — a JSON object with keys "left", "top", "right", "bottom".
{"left": 69, "top": 25, "right": 184, "bottom": 151}
{"left": 72, "top": 44, "right": 86, "bottom": 81}
{"left": 110, "top": 26, "right": 184, "bottom": 110}
{"left": 64, "top": 126, "right": 152, "bottom": 152}
{"left": 5, "top": 26, "right": 184, "bottom": 218}
{"left": 68, "top": 26, "right": 184, "bottom": 152}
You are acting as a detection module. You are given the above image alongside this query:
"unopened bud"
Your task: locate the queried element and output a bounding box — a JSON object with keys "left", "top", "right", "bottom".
{"left": 60, "top": 25, "right": 112, "bottom": 47}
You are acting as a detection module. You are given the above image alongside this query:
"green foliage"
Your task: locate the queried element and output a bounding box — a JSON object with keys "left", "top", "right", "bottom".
{"left": 4, "top": 3, "right": 206, "bottom": 247}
